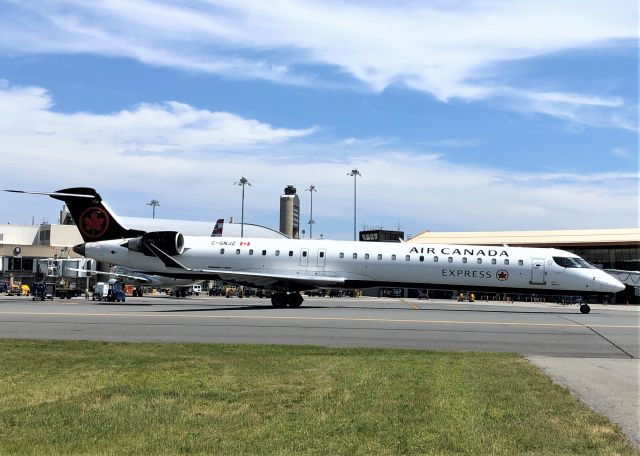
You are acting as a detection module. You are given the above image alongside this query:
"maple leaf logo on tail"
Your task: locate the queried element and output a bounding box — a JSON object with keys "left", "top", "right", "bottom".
{"left": 78, "top": 207, "right": 110, "bottom": 240}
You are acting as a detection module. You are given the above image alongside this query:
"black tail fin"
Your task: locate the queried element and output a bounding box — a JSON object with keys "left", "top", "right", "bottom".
{"left": 2, "top": 187, "right": 144, "bottom": 242}
{"left": 49, "top": 187, "right": 144, "bottom": 242}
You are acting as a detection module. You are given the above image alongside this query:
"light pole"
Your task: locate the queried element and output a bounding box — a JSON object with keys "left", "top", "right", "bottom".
{"left": 234, "top": 177, "right": 251, "bottom": 237}
{"left": 147, "top": 199, "right": 160, "bottom": 219}
{"left": 306, "top": 185, "right": 317, "bottom": 239}
{"left": 347, "top": 169, "right": 361, "bottom": 241}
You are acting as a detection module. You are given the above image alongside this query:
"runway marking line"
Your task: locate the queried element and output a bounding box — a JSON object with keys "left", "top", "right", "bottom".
{"left": 0, "top": 311, "right": 637, "bottom": 329}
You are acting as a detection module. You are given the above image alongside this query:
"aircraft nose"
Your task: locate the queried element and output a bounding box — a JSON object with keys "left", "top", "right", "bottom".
{"left": 611, "top": 279, "right": 625, "bottom": 293}
{"left": 72, "top": 243, "right": 86, "bottom": 256}
{"left": 602, "top": 273, "right": 625, "bottom": 293}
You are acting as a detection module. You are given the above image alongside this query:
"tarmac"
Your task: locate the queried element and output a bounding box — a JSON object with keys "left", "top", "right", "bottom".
{"left": 0, "top": 294, "right": 638, "bottom": 445}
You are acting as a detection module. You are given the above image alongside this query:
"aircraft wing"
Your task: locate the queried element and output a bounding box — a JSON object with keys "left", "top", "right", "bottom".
{"left": 67, "top": 268, "right": 152, "bottom": 283}
{"left": 144, "top": 242, "right": 345, "bottom": 290}
{"left": 197, "top": 268, "right": 345, "bottom": 289}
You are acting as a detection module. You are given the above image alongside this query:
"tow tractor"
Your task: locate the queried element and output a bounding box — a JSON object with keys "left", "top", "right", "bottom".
{"left": 92, "top": 279, "right": 126, "bottom": 303}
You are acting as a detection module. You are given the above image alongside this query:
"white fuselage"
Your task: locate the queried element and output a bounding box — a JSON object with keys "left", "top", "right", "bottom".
{"left": 83, "top": 237, "right": 624, "bottom": 295}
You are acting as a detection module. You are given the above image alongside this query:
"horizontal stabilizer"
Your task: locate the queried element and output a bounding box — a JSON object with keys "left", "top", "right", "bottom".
{"left": 4, "top": 190, "right": 94, "bottom": 198}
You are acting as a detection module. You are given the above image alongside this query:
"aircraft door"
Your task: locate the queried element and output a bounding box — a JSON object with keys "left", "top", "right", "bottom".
{"left": 530, "top": 258, "right": 546, "bottom": 285}
{"left": 300, "top": 248, "right": 309, "bottom": 267}
{"left": 317, "top": 249, "right": 326, "bottom": 268}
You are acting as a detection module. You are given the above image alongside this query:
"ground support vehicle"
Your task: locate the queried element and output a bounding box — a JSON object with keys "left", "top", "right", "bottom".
{"left": 123, "top": 284, "right": 145, "bottom": 297}
{"left": 255, "top": 289, "right": 273, "bottom": 299}
{"left": 31, "top": 282, "right": 55, "bottom": 301}
{"left": 7, "top": 284, "right": 29, "bottom": 296}
{"left": 55, "top": 285, "right": 82, "bottom": 299}
{"left": 92, "top": 280, "right": 126, "bottom": 303}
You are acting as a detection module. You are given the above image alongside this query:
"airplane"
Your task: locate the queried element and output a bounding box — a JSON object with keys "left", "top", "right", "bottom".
{"left": 68, "top": 264, "right": 202, "bottom": 298}
{"left": 6, "top": 187, "right": 625, "bottom": 314}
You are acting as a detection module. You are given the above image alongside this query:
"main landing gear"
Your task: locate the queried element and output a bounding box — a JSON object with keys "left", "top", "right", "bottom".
{"left": 271, "top": 292, "right": 303, "bottom": 308}
{"left": 580, "top": 303, "right": 591, "bottom": 314}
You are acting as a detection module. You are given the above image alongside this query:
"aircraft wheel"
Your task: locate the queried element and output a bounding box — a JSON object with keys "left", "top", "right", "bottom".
{"left": 271, "top": 293, "right": 287, "bottom": 308}
{"left": 287, "top": 293, "right": 303, "bottom": 308}
{"left": 580, "top": 304, "right": 590, "bottom": 314}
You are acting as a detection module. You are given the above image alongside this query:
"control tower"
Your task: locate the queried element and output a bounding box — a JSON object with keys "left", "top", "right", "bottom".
{"left": 279, "top": 185, "right": 300, "bottom": 239}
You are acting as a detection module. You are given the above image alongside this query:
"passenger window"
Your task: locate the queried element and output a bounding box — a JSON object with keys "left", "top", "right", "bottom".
{"left": 365, "top": 253, "right": 370, "bottom": 260}
{"left": 504, "top": 259, "right": 509, "bottom": 265}
{"left": 462, "top": 257, "right": 467, "bottom": 263}
{"left": 249, "top": 249, "right": 254, "bottom": 255}
{"left": 262, "top": 250, "right": 267, "bottom": 256}
{"left": 289, "top": 251, "right": 294, "bottom": 257}
{"left": 391, "top": 254, "right": 396, "bottom": 261}
{"left": 339, "top": 252, "right": 344, "bottom": 259}
{"left": 275, "top": 250, "right": 280, "bottom": 256}
{"left": 518, "top": 260, "right": 523, "bottom": 266}
{"left": 448, "top": 257, "right": 453, "bottom": 263}
{"left": 419, "top": 255, "right": 424, "bottom": 262}
{"left": 302, "top": 251, "right": 307, "bottom": 257}
{"left": 377, "top": 254, "right": 382, "bottom": 260}
{"left": 405, "top": 255, "right": 410, "bottom": 261}
{"left": 220, "top": 248, "right": 225, "bottom": 254}
{"left": 491, "top": 259, "right": 496, "bottom": 265}
{"left": 477, "top": 258, "right": 482, "bottom": 264}
{"left": 434, "top": 256, "right": 438, "bottom": 262}
{"left": 353, "top": 253, "right": 357, "bottom": 259}
{"left": 236, "top": 249, "right": 240, "bottom": 255}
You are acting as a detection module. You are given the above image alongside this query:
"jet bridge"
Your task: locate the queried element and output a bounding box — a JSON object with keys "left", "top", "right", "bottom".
{"left": 605, "top": 269, "right": 640, "bottom": 298}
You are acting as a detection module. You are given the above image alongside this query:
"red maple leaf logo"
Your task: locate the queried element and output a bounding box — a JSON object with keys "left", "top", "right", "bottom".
{"left": 84, "top": 211, "right": 105, "bottom": 233}
{"left": 78, "top": 207, "right": 110, "bottom": 239}
{"left": 496, "top": 270, "right": 509, "bottom": 281}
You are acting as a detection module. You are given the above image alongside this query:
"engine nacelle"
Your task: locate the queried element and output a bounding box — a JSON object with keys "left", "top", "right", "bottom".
{"left": 126, "top": 231, "right": 185, "bottom": 256}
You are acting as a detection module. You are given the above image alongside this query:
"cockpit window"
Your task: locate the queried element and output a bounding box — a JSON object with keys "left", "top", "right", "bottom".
{"left": 553, "top": 256, "right": 594, "bottom": 269}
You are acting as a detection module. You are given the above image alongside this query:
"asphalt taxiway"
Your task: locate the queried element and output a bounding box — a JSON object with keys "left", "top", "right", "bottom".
{"left": 0, "top": 295, "right": 637, "bottom": 357}
{"left": 1, "top": 294, "right": 638, "bottom": 444}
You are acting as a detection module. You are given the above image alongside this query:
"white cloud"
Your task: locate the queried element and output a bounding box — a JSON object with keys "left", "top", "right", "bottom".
{"left": 0, "top": 81, "right": 637, "bottom": 238}
{"left": 0, "top": 0, "right": 636, "bottom": 128}
{"left": 611, "top": 147, "right": 635, "bottom": 159}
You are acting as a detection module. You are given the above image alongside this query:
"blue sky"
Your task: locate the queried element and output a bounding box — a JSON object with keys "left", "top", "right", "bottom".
{"left": 0, "top": 0, "right": 637, "bottom": 239}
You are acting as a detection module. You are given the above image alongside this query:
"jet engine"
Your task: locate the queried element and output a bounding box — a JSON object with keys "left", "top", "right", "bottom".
{"left": 126, "top": 231, "right": 185, "bottom": 256}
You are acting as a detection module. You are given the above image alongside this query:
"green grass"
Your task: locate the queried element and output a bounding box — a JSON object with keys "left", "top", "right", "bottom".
{"left": 0, "top": 339, "right": 636, "bottom": 455}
